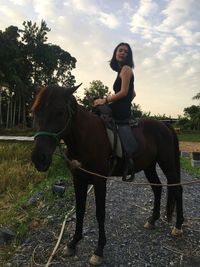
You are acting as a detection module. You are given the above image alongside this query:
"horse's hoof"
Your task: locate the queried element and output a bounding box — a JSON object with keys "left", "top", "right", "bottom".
{"left": 63, "top": 245, "right": 75, "bottom": 256}
{"left": 171, "top": 227, "right": 183, "bottom": 237}
{"left": 89, "top": 254, "right": 104, "bottom": 265}
{"left": 144, "top": 221, "right": 155, "bottom": 229}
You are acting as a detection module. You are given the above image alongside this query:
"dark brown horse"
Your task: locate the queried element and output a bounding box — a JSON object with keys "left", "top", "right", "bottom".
{"left": 31, "top": 85, "right": 184, "bottom": 265}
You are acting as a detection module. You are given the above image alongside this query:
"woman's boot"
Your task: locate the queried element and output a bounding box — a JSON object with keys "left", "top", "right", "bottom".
{"left": 122, "top": 158, "right": 135, "bottom": 182}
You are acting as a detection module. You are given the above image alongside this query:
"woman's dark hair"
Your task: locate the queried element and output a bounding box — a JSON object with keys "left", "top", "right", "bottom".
{"left": 110, "top": 42, "right": 134, "bottom": 72}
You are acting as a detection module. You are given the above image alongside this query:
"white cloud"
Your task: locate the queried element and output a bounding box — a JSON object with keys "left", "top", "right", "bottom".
{"left": 9, "top": 0, "right": 29, "bottom": 5}
{"left": 142, "top": 57, "right": 155, "bottom": 67}
{"left": 175, "top": 26, "right": 200, "bottom": 46}
{"left": 172, "top": 54, "right": 187, "bottom": 69}
{"left": 64, "top": 0, "right": 98, "bottom": 14}
{"left": 185, "top": 67, "right": 196, "bottom": 76}
{"left": 0, "top": 4, "right": 25, "bottom": 26}
{"left": 99, "top": 12, "right": 120, "bottom": 29}
{"left": 129, "top": 13, "right": 151, "bottom": 33}
{"left": 138, "top": 0, "right": 158, "bottom": 17}
{"left": 156, "top": 36, "right": 179, "bottom": 58}
{"left": 32, "top": 0, "right": 56, "bottom": 19}
{"left": 64, "top": 0, "right": 120, "bottom": 29}
{"left": 158, "top": 0, "right": 200, "bottom": 32}
{"left": 122, "top": 2, "right": 134, "bottom": 14}
{"left": 192, "top": 52, "right": 200, "bottom": 61}
{"left": 129, "top": 0, "right": 158, "bottom": 33}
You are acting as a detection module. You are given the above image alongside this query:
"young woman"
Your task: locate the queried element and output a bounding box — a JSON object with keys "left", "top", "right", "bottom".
{"left": 94, "top": 42, "right": 135, "bottom": 118}
{"left": 94, "top": 42, "right": 137, "bottom": 181}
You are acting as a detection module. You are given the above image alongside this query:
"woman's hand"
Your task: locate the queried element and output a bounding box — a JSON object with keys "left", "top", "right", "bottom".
{"left": 93, "top": 98, "right": 106, "bottom": 106}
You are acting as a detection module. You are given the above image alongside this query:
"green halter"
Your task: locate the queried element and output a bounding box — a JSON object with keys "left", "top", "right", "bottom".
{"left": 34, "top": 130, "right": 62, "bottom": 144}
{"left": 34, "top": 103, "right": 74, "bottom": 145}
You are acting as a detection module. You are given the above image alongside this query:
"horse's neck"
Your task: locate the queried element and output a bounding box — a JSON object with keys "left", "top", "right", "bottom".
{"left": 75, "top": 105, "right": 95, "bottom": 130}
{"left": 64, "top": 103, "right": 102, "bottom": 158}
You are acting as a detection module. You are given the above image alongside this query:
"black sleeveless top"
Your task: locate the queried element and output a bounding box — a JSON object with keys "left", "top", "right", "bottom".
{"left": 110, "top": 71, "right": 134, "bottom": 120}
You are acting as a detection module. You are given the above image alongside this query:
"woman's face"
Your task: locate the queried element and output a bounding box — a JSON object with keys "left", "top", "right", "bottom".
{"left": 115, "top": 44, "right": 129, "bottom": 63}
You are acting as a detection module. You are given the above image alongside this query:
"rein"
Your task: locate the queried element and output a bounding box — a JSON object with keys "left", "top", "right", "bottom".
{"left": 57, "top": 143, "right": 200, "bottom": 187}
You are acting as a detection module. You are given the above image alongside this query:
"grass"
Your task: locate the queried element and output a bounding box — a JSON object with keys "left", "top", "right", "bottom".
{"left": 0, "top": 142, "right": 45, "bottom": 194}
{"left": 0, "top": 127, "right": 34, "bottom": 136}
{"left": 178, "top": 131, "right": 200, "bottom": 142}
{"left": 181, "top": 157, "right": 200, "bottom": 177}
{"left": 0, "top": 141, "right": 74, "bottom": 264}
{"left": 178, "top": 131, "right": 200, "bottom": 176}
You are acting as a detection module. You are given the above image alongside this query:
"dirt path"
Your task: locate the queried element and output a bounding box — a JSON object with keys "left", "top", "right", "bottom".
{"left": 179, "top": 141, "right": 200, "bottom": 152}
{"left": 7, "top": 167, "right": 200, "bottom": 267}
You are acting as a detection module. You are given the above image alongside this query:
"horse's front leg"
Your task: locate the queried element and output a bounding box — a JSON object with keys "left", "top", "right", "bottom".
{"left": 144, "top": 166, "right": 162, "bottom": 229}
{"left": 65, "top": 176, "right": 88, "bottom": 256}
{"left": 89, "top": 180, "right": 107, "bottom": 266}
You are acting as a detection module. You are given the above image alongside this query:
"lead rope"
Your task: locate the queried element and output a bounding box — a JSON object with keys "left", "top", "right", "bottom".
{"left": 58, "top": 143, "right": 200, "bottom": 187}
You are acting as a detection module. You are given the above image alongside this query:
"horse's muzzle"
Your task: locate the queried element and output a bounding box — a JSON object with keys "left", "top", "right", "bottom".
{"left": 31, "top": 150, "right": 52, "bottom": 172}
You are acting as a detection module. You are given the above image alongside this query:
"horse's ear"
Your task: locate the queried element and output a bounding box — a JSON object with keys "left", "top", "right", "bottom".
{"left": 65, "top": 83, "right": 82, "bottom": 96}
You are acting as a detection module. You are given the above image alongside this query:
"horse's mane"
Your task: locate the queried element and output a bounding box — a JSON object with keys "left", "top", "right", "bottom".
{"left": 31, "top": 85, "right": 97, "bottom": 122}
{"left": 31, "top": 85, "right": 63, "bottom": 113}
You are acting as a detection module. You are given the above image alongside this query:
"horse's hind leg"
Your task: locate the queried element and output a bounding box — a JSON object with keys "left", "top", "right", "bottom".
{"left": 65, "top": 177, "right": 88, "bottom": 255}
{"left": 89, "top": 180, "right": 107, "bottom": 266}
{"left": 158, "top": 160, "right": 184, "bottom": 235}
{"left": 144, "top": 164, "right": 162, "bottom": 229}
{"left": 170, "top": 185, "right": 184, "bottom": 236}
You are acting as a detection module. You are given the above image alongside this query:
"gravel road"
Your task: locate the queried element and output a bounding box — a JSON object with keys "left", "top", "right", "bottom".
{"left": 7, "top": 167, "right": 200, "bottom": 267}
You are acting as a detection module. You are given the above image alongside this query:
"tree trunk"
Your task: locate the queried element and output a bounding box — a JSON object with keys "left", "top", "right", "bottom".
{"left": 22, "top": 95, "right": 27, "bottom": 128}
{"left": 12, "top": 97, "right": 16, "bottom": 127}
{"left": 18, "top": 94, "right": 21, "bottom": 124}
{"left": 10, "top": 94, "right": 13, "bottom": 128}
{"left": 6, "top": 96, "right": 10, "bottom": 128}
{"left": 0, "top": 89, "right": 3, "bottom": 127}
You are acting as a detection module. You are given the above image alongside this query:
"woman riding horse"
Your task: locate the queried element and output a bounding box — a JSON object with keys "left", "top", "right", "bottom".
{"left": 31, "top": 84, "right": 184, "bottom": 265}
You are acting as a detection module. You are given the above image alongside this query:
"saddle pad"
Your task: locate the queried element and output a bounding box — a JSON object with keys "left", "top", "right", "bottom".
{"left": 106, "top": 128, "right": 123, "bottom": 158}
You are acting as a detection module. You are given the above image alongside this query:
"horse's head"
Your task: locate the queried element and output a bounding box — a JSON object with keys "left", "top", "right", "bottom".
{"left": 31, "top": 84, "right": 82, "bottom": 171}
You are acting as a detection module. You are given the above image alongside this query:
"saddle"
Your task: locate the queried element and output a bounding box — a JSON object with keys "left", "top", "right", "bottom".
{"left": 92, "top": 105, "right": 145, "bottom": 175}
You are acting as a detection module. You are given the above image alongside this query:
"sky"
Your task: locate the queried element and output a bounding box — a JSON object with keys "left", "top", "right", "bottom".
{"left": 0, "top": 0, "right": 200, "bottom": 118}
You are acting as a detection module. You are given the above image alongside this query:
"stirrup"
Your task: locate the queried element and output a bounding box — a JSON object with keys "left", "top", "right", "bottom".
{"left": 122, "top": 173, "right": 135, "bottom": 182}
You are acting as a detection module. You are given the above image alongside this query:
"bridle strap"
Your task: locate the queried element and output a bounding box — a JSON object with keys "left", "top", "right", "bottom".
{"left": 34, "top": 119, "right": 70, "bottom": 144}
{"left": 34, "top": 100, "right": 74, "bottom": 144}
{"left": 34, "top": 131, "right": 60, "bottom": 144}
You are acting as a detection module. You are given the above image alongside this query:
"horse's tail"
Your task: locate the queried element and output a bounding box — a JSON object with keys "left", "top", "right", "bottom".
{"left": 167, "top": 124, "right": 180, "bottom": 179}
{"left": 165, "top": 123, "right": 180, "bottom": 221}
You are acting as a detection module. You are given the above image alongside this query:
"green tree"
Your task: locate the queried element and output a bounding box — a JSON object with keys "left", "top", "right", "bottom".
{"left": 131, "top": 103, "right": 143, "bottom": 118}
{"left": 80, "top": 80, "right": 109, "bottom": 110}
{"left": 193, "top": 92, "right": 200, "bottom": 100}
{"left": 184, "top": 105, "right": 200, "bottom": 119}
{"left": 21, "top": 20, "right": 76, "bottom": 87}
{"left": 0, "top": 25, "right": 31, "bottom": 127}
{"left": 176, "top": 103, "right": 200, "bottom": 130}
{"left": 21, "top": 20, "right": 51, "bottom": 86}
{"left": 0, "top": 20, "right": 77, "bottom": 128}
{"left": 191, "top": 93, "right": 200, "bottom": 130}
{"left": 46, "top": 44, "right": 76, "bottom": 86}
{"left": 175, "top": 116, "right": 190, "bottom": 130}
